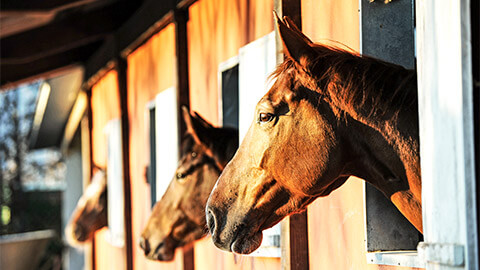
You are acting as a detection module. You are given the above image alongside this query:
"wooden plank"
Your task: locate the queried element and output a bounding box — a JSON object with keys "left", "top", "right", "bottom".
{"left": 115, "top": 57, "right": 134, "bottom": 270}
{"left": 1, "top": 41, "right": 102, "bottom": 86}
{"left": 86, "top": 88, "right": 96, "bottom": 270}
{"left": 0, "top": 0, "right": 99, "bottom": 11}
{"left": 174, "top": 8, "right": 191, "bottom": 142}
{"left": 289, "top": 210, "right": 309, "bottom": 270}
{"left": 183, "top": 245, "right": 195, "bottom": 270}
{"left": 174, "top": 8, "right": 194, "bottom": 270}
{"left": 274, "top": 1, "right": 309, "bottom": 270}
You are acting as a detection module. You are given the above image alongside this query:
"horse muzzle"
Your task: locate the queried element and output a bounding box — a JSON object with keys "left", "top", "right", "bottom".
{"left": 140, "top": 236, "right": 175, "bottom": 261}
{"left": 206, "top": 204, "right": 263, "bottom": 254}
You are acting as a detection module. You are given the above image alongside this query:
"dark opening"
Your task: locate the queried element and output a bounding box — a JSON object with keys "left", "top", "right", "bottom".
{"left": 148, "top": 107, "right": 157, "bottom": 208}
{"left": 221, "top": 64, "right": 239, "bottom": 129}
{"left": 471, "top": 0, "right": 479, "bottom": 266}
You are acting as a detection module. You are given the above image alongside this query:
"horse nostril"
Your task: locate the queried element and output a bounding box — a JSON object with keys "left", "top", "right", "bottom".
{"left": 206, "top": 207, "right": 216, "bottom": 235}
{"left": 74, "top": 226, "right": 83, "bottom": 239}
{"left": 139, "top": 237, "right": 151, "bottom": 255}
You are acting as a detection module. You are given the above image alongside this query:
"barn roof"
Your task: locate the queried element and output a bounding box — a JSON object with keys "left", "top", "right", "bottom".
{"left": 0, "top": 0, "right": 194, "bottom": 88}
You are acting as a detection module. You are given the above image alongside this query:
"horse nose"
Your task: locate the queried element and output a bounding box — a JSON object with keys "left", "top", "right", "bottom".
{"left": 139, "top": 236, "right": 151, "bottom": 255}
{"left": 73, "top": 225, "right": 83, "bottom": 239}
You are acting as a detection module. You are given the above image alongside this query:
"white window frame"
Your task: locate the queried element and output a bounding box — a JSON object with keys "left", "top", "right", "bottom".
{"left": 104, "top": 118, "right": 125, "bottom": 247}
{"left": 237, "top": 31, "right": 281, "bottom": 258}
{"left": 416, "top": 0, "right": 478, "bottom": 269}
{"left": 153, "top": 87, "right": 179, "bottom": 201}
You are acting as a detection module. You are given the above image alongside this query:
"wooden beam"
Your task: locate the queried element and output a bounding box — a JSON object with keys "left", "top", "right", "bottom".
{"left": 115, "top": 57, "right": 134, "bottom": 270}
{"left": 275, "top": 1, "right": 309, "bottom": 270}
{"left": 173, "top": 7, "right": 194, "bottom": 270}
{"left": 0, "top": 0, "right": 99, "bottom": 11}
{"left": 174, "top": 8, "right": 191, "bottom": 142}
{"left": 1, "top": 41, "right": 102, "bottom": 86}
{"left": 86, "top": 87, "right": 96, "bottom": 270}
{"left": 1, "top": 1, "right": 138, "bottom": 64}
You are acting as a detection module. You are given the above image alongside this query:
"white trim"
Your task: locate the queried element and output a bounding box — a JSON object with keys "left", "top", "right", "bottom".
{"left": 238, "top": 31, "right": 280, "bottom": 258}
{"left": 367, "top": 251, "right": 425, "bottom": 268}
{"left": 104, "top": 119, "right": 126, "bottom": 247}
{"left": 154, "top": 87, "right": 179, "bottom": 200}
{"left": 416, "top": 0, "right": 477, "bottom": 269}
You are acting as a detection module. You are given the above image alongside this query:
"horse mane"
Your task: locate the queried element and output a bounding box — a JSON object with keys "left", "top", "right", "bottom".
{"left": 273, "top": 43, "right": 417, "bottom": 123}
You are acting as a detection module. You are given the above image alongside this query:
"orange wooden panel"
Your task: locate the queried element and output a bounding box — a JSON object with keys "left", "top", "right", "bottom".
{"left": 302, "top": 0, "right": 360, "bottom": 51}
{"left": 90, "top": 70, "right": 126, "bottom": 270}
{"left": 91, "top": 70, "right": 121, "bottom": 168}
{"left": 188, "top": 0, "right": 274, "bottom": 126}
{"left": 126, "top": 23, "right": 185, "bottom": 270}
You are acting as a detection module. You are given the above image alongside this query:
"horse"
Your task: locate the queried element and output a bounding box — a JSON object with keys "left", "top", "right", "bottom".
{"left": 139, "top": 107, "right": 238, "bottom": 261}
{"left": 65, "top": 169, "right": 107, "bottom": 246}
{"left": 205, "top": 15, "right": 421, "bottom": 254}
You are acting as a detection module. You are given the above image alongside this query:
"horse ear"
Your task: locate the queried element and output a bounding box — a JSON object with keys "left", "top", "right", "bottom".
{"left": 181, "top": 106, "right": 212, "bottom": 146}
{"left": 274, "top": 12, "right": 317, "bottom": 68}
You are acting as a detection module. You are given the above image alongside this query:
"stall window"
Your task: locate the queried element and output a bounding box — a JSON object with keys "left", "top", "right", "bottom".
{"left": 361, "top": 0, "right": 423, "bottom": 267}
{"left": 146, "top": 87, "right": 179, "bottom": 207}
{"left": 147, "top": 104, "right": 157, "bottom": 208}
{"left": 227, "top": 32, "right": 281, "bottom": 257}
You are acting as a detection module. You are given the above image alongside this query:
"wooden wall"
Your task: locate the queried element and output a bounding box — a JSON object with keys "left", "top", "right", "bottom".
{"left": 126, "top": 23, "right": 184, "bottom": 270}
{"left": 90, "top": 70, "right": 126, "bottom": 270}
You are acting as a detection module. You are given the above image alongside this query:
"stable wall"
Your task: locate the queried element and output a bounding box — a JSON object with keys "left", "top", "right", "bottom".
{"left": 90, "top": 70, "right": 126, "bottom": 270}
{"left": 187, "top": 0, "right": 280, "bottom": 269}
{"left": 302, "top": 1, "right": 421, "bottom": 269}
{"left": 126, "top": 23, "right": 184, "bottom": 270}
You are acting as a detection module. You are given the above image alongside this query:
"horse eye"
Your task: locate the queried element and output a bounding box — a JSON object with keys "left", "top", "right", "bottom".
{"left": 176, "top": 172, "right": 186, "bottom": 181}
{"left": 258, "top": 113, "right": 275, "bottom": 123}
{"left": 191, "top": 152, "right": 197, "bottom": 158}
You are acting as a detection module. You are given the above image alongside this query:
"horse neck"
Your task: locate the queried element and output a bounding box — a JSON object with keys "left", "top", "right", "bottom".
{"left": 335, "top": 66, "right": 422, "bottom": 231}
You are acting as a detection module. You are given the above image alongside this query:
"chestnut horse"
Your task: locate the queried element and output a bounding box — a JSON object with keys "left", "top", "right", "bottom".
{"left": 206, "top": 16, "right": 421, "bottom": 254}
{"left": 139, "top": 107, "right": 238, "bottom": 261}
{"left": 65, "top": 169, "right": 107, "bottom": 245}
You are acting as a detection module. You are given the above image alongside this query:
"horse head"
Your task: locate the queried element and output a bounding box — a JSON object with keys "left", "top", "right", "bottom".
{"left": 65, "top": 169, "right": 108, "bottom": 245}
{"left": 206, "top": 15, "right": 421, "bottom": 254}
{"left": 139, "top": 107, "right": 238, "bottom": 261}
